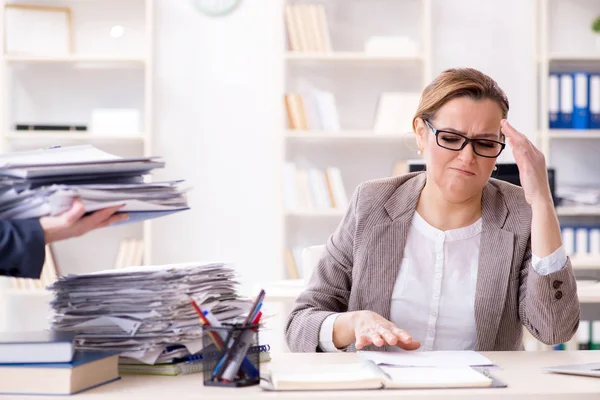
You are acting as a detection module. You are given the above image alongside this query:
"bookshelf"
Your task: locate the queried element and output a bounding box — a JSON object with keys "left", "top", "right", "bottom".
{"left": 0, "top": 0, "right": 154, "bottom": 274}
{"left": 536, "top": 0, "right": 600, "bottom": 348}
{"left": 281, "top": 0, "right": 432, "bottom": 279}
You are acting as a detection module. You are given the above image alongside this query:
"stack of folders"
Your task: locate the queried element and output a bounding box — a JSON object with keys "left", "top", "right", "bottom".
{"left": 0, "top": 145, "right": 189, "bottom": 222}
{"left": 48, "top": 263, "right": 252, "bottom": 366}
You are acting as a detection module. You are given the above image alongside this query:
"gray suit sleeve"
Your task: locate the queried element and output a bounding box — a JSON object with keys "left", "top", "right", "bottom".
{"left": 284, "top": 186, "right": 360, "bottom": 352}
{"left": 518, "top": 242, "right": 580, "bottom": 345}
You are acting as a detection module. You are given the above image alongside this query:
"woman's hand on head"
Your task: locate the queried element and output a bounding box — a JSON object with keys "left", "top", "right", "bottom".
{"left": 40, "top": 199, "right": 128, "bottom": 244}
{"left": 500, "top": 120, "right": 553, "bottom": 207}
{"left": 352, "top": 310, "right": 421, "bottom": 350}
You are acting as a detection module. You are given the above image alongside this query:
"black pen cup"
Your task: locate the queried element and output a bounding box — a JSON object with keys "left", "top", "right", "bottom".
{"left": 202, "top": 324, "right": 260, "bottom": 387}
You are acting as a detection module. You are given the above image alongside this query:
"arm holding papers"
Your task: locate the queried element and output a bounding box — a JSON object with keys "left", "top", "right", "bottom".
{"left": 0, "top": 199, "right": 127, "bottom": 279}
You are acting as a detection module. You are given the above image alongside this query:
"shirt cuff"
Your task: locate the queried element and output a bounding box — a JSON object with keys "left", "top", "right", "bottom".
{"left": 318, "top": 313, "right": 344, "bottom": 352}
{"left": 532, "top": 245, "right": 567, "bottom": 276}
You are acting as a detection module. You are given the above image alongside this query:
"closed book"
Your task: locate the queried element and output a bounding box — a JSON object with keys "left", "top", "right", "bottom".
{"left": 573, "top": 72, "right": 589, "bottom": 130}
{"left": 548, "top": 73, "right": 560, "bottom": 129}
{"left": 559, "top": 74, "right": 573, "bottom": 129}
{"left": 0, "top": 351, "right": 119, "bottom": 395}
{"left": 590, "top": 74, "right": 600, "bottom": 129}
{"left": 0, "top": 331, "right": 75, "bottom": 363}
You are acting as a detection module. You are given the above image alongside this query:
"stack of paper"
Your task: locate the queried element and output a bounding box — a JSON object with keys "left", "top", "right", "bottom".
{"left": 48, "top": 263, "right": 251, "bottom": 364}
{"left": 0, "top": 145, "right": 189, "bottom": 222}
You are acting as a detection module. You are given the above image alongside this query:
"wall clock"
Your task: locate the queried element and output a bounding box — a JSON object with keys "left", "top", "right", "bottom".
{"left": 192, "top": 0, "right": 242, "bottom": 17}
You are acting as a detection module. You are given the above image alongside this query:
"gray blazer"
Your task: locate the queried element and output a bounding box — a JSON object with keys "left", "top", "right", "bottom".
{"left": 285, "top": 172, "right": 580, "bottom": 352}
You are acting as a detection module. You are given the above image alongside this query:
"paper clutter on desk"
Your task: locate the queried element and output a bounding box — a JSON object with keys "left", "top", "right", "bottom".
{"left": 48, "top": 262, "right": 252, "bottom": 365}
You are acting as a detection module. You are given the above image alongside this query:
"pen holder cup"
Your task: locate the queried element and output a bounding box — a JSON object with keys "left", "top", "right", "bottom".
{"left": 202, "top": 324, "right": 260, "bottom": 387}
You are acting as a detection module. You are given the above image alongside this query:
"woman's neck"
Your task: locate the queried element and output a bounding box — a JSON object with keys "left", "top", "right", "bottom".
{"left": 416, "top": 180, "right": 483, "bottom": 231}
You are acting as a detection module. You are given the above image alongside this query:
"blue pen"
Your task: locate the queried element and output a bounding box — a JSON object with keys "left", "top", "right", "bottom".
{"left": 203, "top": 310, "right": 259, "bottom": 380}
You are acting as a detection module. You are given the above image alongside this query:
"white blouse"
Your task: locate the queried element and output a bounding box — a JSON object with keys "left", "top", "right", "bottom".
{"left": 318, "top": 211, "right": 567, "bottom": 352}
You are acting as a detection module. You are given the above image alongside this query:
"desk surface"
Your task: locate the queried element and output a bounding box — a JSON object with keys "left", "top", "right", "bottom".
{"left": 4, "top": 351, "right": 600, "bottom": 399}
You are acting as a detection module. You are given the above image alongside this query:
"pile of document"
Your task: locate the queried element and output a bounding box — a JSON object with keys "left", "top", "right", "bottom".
{"left": 48, "top": 263, "right": 251, "bottom": 364}
{"left": 0, "top": 145, "right": 189, "bottom": 221}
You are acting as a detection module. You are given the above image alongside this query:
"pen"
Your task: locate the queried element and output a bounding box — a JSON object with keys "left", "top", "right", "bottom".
{"left": 221, "top": 311, "right": 263, "bottom": 382}
{"left": 203, "top": 309, "right": 259, "bottom": 379}
{"left": 213, "top": 289, "right": 265, "bottom": 380}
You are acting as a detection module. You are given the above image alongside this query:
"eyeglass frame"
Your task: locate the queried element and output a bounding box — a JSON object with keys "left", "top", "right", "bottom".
{"left": 424, "top": 119, "right": 506, "bottom": 159}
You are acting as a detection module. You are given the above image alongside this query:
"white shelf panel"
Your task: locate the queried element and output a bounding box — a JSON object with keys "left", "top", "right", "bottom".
{"left": 547, "top": 54, "right": 600, "bottom": 62}
{"left": 556, "top": 206, "right": 600, "bottom": 216}
{"left": 285, "top": 209, "right": 345, "bottom": 218}
{"left": 4, "top": 54, "right": 145, "bottom": 66}
{"left": 5, "top": 131, "right": 145, "bottom": 141}
{"left": 285, "top": 52, "right": 422, "bottom": 62}
{"left": 571, "top": 257, "right": 600, "bottom": 270}
{"left": 548, "top": 130, "right": 600, "bottom": 139}
{"left": 286, "top": 130, "right": 411, "bottom": 141}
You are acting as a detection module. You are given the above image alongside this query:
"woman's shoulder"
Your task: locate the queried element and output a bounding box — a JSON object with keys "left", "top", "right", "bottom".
{"left": 356, "top": 172, "right": 425, "bottom": 200}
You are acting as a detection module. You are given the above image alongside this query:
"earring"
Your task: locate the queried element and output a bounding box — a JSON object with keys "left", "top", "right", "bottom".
{"left": 417, "top": 149, "right": 422, "bottom": 155}
{"left": 493, "top": 165, "right": 498, "bottom": 171}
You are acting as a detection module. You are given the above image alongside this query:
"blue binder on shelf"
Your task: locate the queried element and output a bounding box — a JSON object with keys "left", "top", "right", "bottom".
{"left": 559, "top": 73, "right": 573, "bottom": 129}
{"left": 548, "top": 73, "right": 561, "bottom": 129}
{"left": 589, "top": 73, "right": 600, "bottom": 129}
{"left": 573, "top": 72, "right": 589, "bottom": 130}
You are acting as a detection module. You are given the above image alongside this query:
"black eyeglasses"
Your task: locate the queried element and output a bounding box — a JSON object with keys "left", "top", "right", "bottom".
{"left": 424, "top": 120, "right": 506, "bottom": 158}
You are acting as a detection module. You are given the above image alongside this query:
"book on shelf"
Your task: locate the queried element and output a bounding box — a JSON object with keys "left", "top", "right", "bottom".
{"left": 285, "top": 91, "right": 340, "bottom": 131}
{"left": 560, "top": 225, "right": 600, "bottom": 257}
{"left": 15, "top": 124, "right": 87, "bottom": 131}
{"left": 285, "top": 4, "right": 332, "bottom": 53}
{"left": 373, "top": 92, "right": 421, "bottom": 134}
{"left": 114, "top": 238, "right": 145, "bottom": 268}
{"left": 548, "top": 71, "right": 600, "bottom": 130}
{"left": 284, "top": 248, "right": 300, "bottom": 279}
{"left": 283, "top": 163, "right": 348, "bottom": 212}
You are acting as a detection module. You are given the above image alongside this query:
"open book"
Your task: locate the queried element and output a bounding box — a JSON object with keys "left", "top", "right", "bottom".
{"left": 261, "top": 360, "right": 502, "bottom": 391}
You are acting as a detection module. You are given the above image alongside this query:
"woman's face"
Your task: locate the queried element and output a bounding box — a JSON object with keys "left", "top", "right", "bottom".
{"left": 415, "top": 97, "right": 504, "bottom": 203}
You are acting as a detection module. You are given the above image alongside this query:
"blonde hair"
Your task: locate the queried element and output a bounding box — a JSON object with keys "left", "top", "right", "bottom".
{"left": 412, "top": 68, "right": 509, "bottom": 132}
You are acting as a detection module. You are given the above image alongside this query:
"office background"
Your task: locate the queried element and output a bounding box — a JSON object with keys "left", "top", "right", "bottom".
{"left": 1, "top": 0, "right": 600, "bottom": 350}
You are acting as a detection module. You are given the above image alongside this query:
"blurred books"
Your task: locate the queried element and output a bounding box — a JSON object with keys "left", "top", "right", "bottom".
{"left": 285, "top": 91, "right": 340, "bottom": 131}
{"left": 285, "top": 3, "right": 332, "bottom": 53}
{"left": 48, "top": 263, "right": 251, "bottom": 365}
{"left": 0, "top": 145, "right": 189, "bottom": 222}
{"left": 283, "top": 163, "right": 348, "bottom": 212}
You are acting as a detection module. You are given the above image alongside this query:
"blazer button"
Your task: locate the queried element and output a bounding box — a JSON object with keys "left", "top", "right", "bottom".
{"left": 552, "top": 280, "right": 563, "bottom": 289}
{"left": 555, "top": 291, "right": 563, "bottom": 300}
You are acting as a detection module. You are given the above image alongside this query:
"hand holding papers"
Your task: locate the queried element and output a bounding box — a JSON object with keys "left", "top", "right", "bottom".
{"left": 0, "top": 145, "right": 189, "bottom": 223}
{"left": 40, "top": 199, "right": 128, "bottom": 243}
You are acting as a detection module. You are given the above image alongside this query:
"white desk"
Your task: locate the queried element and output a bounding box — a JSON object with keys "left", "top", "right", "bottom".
{"left": 4, "top": 351, "right": 599, "bottom": 399}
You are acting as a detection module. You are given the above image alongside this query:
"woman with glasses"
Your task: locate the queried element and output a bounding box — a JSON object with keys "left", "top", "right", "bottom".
{"left": 286, "top": 68, "right": 579, "bottom": 353}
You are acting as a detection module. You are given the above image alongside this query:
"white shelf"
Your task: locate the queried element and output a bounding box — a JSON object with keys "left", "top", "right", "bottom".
{"left": 547, "top": 54, "right": 600, "bottom": 62}
{"left": 285, "top": 209, "right": 345, "bottom": 218}
{"left": 571, "top": 257, "right": 600, "bottom": 270}
{"left": 5, "top": 131, "right": 145, "bottom": 141}
{"left": 556, "top": 205, "right": 600, "bottom": 216}
{"left": 4, "top": 54, "right": 145, "bottom": 66}
{"left": 548, "top": 130, "right": 600, "bottom": 139}
{"left": 285, "top": 52, "right": 422, "bottom": 62}
{"left": 285, "top": 130, "right": 411, "bottom": 141}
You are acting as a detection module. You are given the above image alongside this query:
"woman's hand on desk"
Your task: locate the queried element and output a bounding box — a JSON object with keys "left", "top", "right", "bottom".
{"left": 333, "top": 310, "right": 421, "bottom": 351}
{"left": 40, "top": 199, "right": 128, "bottom": 244}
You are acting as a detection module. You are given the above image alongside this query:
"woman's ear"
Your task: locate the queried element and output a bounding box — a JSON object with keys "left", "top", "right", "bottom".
{"left": 414, "top": 117, "right": 427, "bottom": 153}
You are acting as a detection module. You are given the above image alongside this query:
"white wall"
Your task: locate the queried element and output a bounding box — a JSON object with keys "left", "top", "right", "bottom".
{"left": 150, "top": 0, "right": 285, "bottom": 285}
